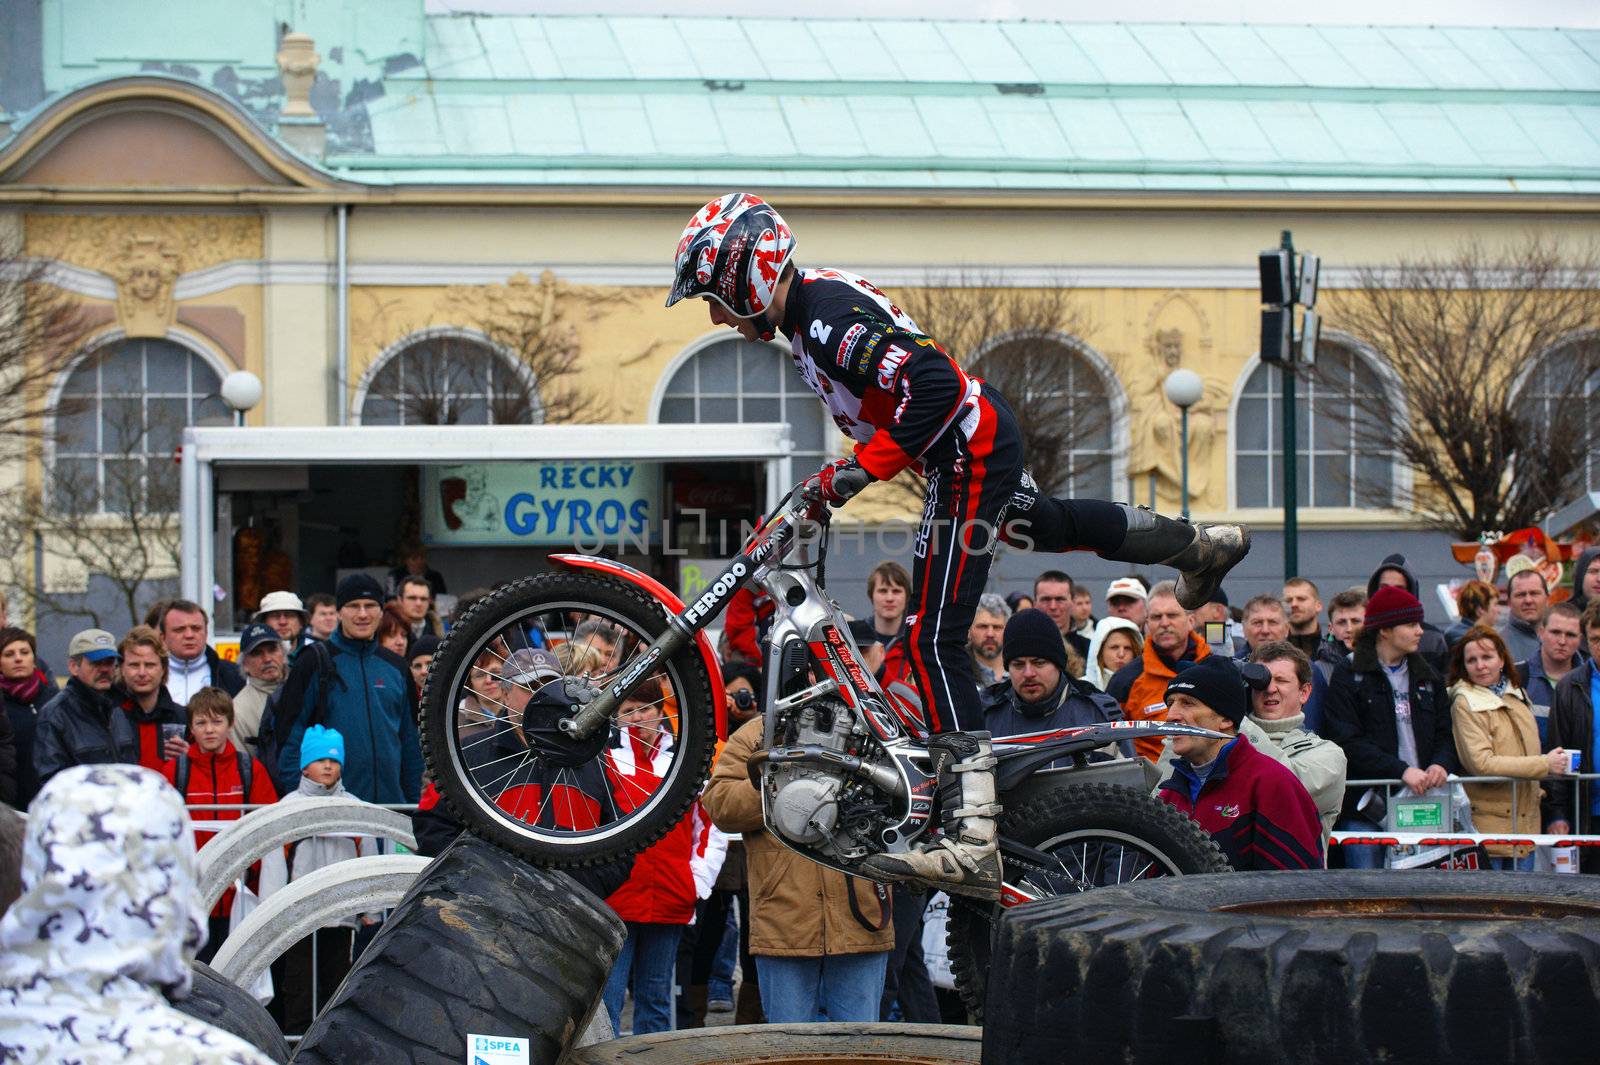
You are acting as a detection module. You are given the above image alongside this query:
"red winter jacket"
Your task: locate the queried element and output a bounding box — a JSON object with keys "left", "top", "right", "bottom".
{"left": 1158, "top": 734, "right": 1324, "bottom": 871}
{"left": 604, "top": 728, "right": 726, "bottom": 926}
{"left": 723, "top": 586, "right": 773, "bottom": 664}
{"left": 164, "top": 740, "right": 279, "bottom": 914}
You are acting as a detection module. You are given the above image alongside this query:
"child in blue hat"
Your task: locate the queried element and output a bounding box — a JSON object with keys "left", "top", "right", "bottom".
{"left": 259, "top": 724, "right": 376, "bottom": 1031}
{"left": 298, "top": 724, "right": 345, "bottom": 788}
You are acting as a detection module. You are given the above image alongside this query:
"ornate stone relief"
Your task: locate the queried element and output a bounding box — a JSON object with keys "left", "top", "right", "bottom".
{"left": 25, "top": 214, "right": 261, "bottom": 338}
{"left": 1125, "top": 291, "right": 1228, "bottom": 499}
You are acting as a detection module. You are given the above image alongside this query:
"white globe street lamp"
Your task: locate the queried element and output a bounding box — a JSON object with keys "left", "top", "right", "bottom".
{"left": 220, "top": 370, "right": 263, "bottom": 427}
{"left": 1163, "top": 369, "right": 1204, "bottom": 519}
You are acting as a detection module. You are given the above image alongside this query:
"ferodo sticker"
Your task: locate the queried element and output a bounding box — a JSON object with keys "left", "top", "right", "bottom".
{"left": 468, "top": 1034, "right": 529, "bottom": 1065}
{"left": 681, "top": 561, "right": 748, "bottom": 626}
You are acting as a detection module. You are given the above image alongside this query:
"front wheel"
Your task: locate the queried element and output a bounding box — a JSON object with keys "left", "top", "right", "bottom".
{"left": 420, "top": 571, "right": 716, "bottom": 868}
{"left": 945, "top": 783, "right": 1229, "bottom": 1019}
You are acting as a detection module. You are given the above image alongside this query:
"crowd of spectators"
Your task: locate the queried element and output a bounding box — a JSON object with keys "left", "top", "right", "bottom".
{"left": 5, "top": 534, "right": 1600, "bottom": 1038}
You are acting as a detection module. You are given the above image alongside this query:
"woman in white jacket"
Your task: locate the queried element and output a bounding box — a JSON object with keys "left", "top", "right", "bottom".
{"left": 1085, "top": 616, "right": 1144, "bottom": 691}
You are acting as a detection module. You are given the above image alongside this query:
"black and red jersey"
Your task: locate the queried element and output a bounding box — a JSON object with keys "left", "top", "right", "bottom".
{"left": 778, "top": 267, "right": 981, "bottom": 482}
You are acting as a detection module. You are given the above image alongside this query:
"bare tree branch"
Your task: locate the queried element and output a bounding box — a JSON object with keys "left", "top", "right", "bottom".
{"left": 1320, "top": 236, "right": 1600, "bottom": 538}
{"left": 892, "top": 272, "right": 1105, "bottom": 502}
{"left": 1, "top": 401, "right": 181, "bottom": 629}
{"left": 363, "top": 272, "right": 608, "bottom": 426}
{"left": 0, "top": 252, "right": 93, "bottom": 444}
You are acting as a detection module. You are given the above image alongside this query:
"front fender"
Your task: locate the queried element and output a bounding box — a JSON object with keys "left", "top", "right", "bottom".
{"left": 548, "top": 554, "right": 728, "bottom": 740}
{"left": 993, "top": 720, "right": 1224, "bottom": 794}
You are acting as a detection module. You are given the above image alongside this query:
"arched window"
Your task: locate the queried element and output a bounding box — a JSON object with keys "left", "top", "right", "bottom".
{"left": 1515, "top": 334, "right": 1600, "bottom": 495}
{"left": 656, "top": 338, "right": 830, "bottom": 469}
{"left": 53, "top": 337, "right": 227, "bottom": 513}
{"left": 1233, "top": 342, "right": 1394, "bottom": 509}
{"left": 970, "top": 333, "right": 1117, "bottom": 499}
{"left": 360, "top": 332, "right": 538, "bottom": 426}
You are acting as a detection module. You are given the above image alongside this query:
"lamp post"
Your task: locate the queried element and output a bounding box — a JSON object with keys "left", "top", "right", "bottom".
{"left": 220, "top": 370, "right": 263, "bottom": 427}
{"left": 1163, "top": 368, "right": 1204, "bottom": 520}
{"left": 1258, "top": 231, "right": 1320, "bottom": 581}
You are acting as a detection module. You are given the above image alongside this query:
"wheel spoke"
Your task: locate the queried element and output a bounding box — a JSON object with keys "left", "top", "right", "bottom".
{"left": 427, "top": 592, "right": 707, "bottom": 850}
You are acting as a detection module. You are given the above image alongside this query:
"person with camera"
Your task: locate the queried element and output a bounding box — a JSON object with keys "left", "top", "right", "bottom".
{"left": 1156, "top": 656, "right": 1324, "bottom": 871}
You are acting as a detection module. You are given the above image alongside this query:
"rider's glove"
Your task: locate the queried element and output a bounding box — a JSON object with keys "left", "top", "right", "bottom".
{"left": 803, "top": 457, "right": 875, "bottom": 508}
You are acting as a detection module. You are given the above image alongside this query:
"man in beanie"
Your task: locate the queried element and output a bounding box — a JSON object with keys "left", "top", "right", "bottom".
{"left": 978, "top": 609, "right": 1133, "bottom": 759}
{"left": 272, "top": 573, "right": 423, "bottom": 802}
{"left": 1322, "top": 583, "right": 1457, "bottom": 869}
{"left": 1156, "top": 656, "right": 1324, "bottom": 871}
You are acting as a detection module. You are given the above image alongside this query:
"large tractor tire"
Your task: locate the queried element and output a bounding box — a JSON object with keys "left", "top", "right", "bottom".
{"left": 290, "top": 835, "right": 624, "bottom": 1065}
{"left": 947, "top": 783, "right": 1229, "bottom": 1018}
{"left": 168, "top": 961, "right": 291, "bottom": 1064}
{"left": 982, "top": 870, "right": 1600, "bottom": 1065}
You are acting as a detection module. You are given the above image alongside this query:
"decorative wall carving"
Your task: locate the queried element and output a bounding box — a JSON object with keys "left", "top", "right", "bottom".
{"left": 1126, "top": 291, "right": 1227, "bottom": 500}
{"left": 25, "top": 213, "right": 261, "bottom": 337}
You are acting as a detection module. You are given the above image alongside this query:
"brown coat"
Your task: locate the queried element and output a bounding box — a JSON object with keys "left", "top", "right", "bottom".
{"left": 1450, "top": 682, "right": 1546, "bottom": 857}
{"left": 701, "top": 717, "right": 894, "bottom": 958}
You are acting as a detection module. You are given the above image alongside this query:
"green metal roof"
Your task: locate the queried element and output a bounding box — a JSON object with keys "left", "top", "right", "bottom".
{"left": 15, "top": 4, "right": 1600, "bottom": 195}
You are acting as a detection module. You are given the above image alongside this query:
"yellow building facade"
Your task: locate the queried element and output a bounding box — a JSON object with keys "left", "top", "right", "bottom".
{"left": 3, "top": 10, "right": 1598, "bottom": 646}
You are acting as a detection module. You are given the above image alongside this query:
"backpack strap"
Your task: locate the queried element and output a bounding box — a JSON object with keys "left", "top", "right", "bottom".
{"left": 309, "top": 639, "right": 339, "bottom": 728}
{"left": 175, "top": 755, "right": 190, "bottom": 796}
{"left": 237, "top": 750, "right": 253, "bottom": 799}
{"left": 846, "top": 874, "right": 892, "bottom": 932}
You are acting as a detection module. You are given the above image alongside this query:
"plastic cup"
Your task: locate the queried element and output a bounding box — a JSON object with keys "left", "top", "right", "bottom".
{"left": 1568, "top": 750, "right": 1583, "bottom": 774}
{"left": 160, "top": 723, "right": 186, "bottom": 750}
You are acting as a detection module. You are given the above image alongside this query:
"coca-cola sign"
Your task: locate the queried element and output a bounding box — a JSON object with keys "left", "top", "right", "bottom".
{"left": 674, "top": 481, "right": 754, "bottom": 512}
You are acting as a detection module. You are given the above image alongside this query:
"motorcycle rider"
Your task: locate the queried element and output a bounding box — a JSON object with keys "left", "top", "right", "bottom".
{"left": 667, "top": 193, "right": 1249, "bottom": 898}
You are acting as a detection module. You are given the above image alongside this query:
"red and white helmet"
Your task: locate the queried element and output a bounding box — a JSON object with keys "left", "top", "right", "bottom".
{"left": 666, "top": 193, "right": 796, "bottom": 319}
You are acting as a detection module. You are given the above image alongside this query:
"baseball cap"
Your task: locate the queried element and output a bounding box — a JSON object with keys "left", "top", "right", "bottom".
{"left": 238, "top": 623, "right": 280, "bottom": 656}
{"left": 502, "top": 648, "right": 562, "bottom": 686}
{"left": 68, "top": 628, "right": 119, "bottom": 662}
{"left": 1105, "top": 577, "right": 1148, "bottom": 604}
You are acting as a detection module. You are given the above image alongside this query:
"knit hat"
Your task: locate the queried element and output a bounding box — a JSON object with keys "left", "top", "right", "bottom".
{"left": 335, "top": 572, "right": 385, "bottom": 609}
{"left": 1002, "top": 608, "right": 1068, "bottom": 672}
{"left": 300, "top": 724, "right": 345, "bottom": 770}
{"left": 1364, "top": 585, "right": 1425, "bottom": 630}
{"left": 1164, "top": 655, "right": 1249, "bottom": 726}
{"left": 408, "top": 635, "right": 441, "bottom": 662}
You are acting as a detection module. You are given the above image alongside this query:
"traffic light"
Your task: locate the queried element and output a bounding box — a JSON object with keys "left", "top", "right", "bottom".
{"left": 1260, "top": 307, "right": 1293, "bottom": 365}
{"left": 1259, "top": 248, "right": 1294, "bottom": 306}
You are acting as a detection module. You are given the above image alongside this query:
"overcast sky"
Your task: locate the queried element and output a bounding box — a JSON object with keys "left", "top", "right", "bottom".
{"left": 425, "top": 0, "right": 1600, "bottom": 27}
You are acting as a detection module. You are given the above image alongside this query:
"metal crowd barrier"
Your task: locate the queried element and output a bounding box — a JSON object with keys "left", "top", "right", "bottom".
{"left": 192, "top": 796, "right": 425, "bottom": 1036}
{"left": 1329, "top": 772, "right": 1600, "bottom": 856}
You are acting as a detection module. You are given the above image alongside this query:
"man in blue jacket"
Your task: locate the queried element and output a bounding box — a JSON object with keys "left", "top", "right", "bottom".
{"left": 275, "top": 574, "right": 422, "bottom": 803}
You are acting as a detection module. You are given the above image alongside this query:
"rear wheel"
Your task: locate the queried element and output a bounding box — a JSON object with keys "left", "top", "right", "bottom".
{"left": 421, "top": 571, "right": 716, "bottom": 867}
{"left": 945, "top": 783, "right": 1229, "bottom": 1019}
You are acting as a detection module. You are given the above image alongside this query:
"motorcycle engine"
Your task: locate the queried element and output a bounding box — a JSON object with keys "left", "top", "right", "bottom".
{"left": 765, "top": 697, "right": 892, "bottom": 860}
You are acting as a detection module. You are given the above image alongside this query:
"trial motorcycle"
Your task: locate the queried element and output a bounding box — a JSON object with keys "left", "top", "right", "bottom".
{"left": 421, "top": 482, "right": 1229, "bottom": 1015}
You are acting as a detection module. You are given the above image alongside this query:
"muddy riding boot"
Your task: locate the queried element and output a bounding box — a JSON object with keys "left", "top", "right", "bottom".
{"left": 1106, "top": 504, "right": 1250, "bottom": 611}
{"left": 861, "top": 732, "right": 1002, "bottom": 901}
